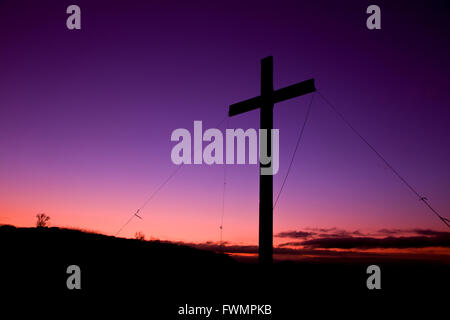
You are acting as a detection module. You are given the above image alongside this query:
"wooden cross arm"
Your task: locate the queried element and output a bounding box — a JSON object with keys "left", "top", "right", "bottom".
{"left": 229, "top": 96, "right": 262, "bottom": 117}
{"left": 228, "top": 79, "right": 316, "bottom": 117}
{"left": 273, "top": 79, "right": 316, "bottom": 104}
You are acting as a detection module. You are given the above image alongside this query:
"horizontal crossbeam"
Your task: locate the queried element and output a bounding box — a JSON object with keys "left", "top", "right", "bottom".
{"left": 228, "top": 79, "right": 316, "bottom": 117}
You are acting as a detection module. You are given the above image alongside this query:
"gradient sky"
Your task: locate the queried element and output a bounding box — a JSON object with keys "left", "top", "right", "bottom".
{"left": 1, "top": 0, "right": 449, "bottom": 248}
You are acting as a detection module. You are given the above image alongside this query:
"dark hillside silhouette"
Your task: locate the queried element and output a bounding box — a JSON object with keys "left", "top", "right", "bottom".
{"left": 1, "top": 224, "right": 236, "bottom": 298}
{"left": 1, "top": 225, "right": 233, "bottom": 265}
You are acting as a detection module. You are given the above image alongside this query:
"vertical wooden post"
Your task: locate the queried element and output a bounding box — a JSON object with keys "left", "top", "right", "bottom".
{"left": 259, "top": 56, "right": 274, "bottom": 265}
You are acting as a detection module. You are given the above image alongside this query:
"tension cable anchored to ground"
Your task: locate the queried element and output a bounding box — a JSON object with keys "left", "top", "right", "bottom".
{"left": 273, "top": 93, "right": 315, "bottom": 210}
{"left": 317, "top": 91, "right": 450, "bottom": 228}
{"left": 115, "top": 114, "right": 229, "bottom": 237}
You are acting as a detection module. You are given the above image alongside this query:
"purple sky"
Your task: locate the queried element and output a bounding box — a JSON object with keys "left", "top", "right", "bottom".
{"left": 1, "top": 0, "right": 449, "bottom": 245}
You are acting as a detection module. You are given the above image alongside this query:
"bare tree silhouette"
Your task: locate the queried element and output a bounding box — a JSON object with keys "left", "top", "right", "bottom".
{"left": 36, "top": 213, "right": 50, "bottom": 228}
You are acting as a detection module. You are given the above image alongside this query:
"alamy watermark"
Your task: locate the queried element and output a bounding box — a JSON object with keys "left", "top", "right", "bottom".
{"left": 171, "top": 121, "right": 279, "bottom": 175}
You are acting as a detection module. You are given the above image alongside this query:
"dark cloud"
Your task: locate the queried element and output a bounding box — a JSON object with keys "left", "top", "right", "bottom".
{"left": 278, "top": 241, "right": 303, "bottom": 247}
{"left": 301, "top": 235, "right": 450, "bottom": 249}
{"left": 377, "top": 228, "right": 406, "bottom": 235}
{"left": 317, "top": 230, "right": 356, "bottom": 238}
{"left": 275, "top": 227, "right": 450, "bottom": 250}
{"left": 279, "top": 228, "right": 362, "bottom": 239}
{"left": 275, "top": 231, "right": 313, "bottom": 239}
{"left": 413, "top": 229, "right": 450, "bottom": 237}
{"left": 304, "top": 227, "right": 337, "bottom": 233}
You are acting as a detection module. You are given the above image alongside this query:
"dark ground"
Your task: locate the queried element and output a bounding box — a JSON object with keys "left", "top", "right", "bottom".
{"left": 1, "top": 225, "right": 448, "bottom": 317}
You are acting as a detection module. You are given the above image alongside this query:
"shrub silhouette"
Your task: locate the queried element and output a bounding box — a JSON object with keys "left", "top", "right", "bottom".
{"left": 135, "top": 231, "right": 145, "bottom": 241}
{"left": 36, "top": 213, "right": 50, "bottom": 228}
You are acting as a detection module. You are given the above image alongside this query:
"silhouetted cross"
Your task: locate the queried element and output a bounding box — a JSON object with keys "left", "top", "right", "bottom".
{"left": 228, "top": 56, "right": 315, "bottom": 264}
